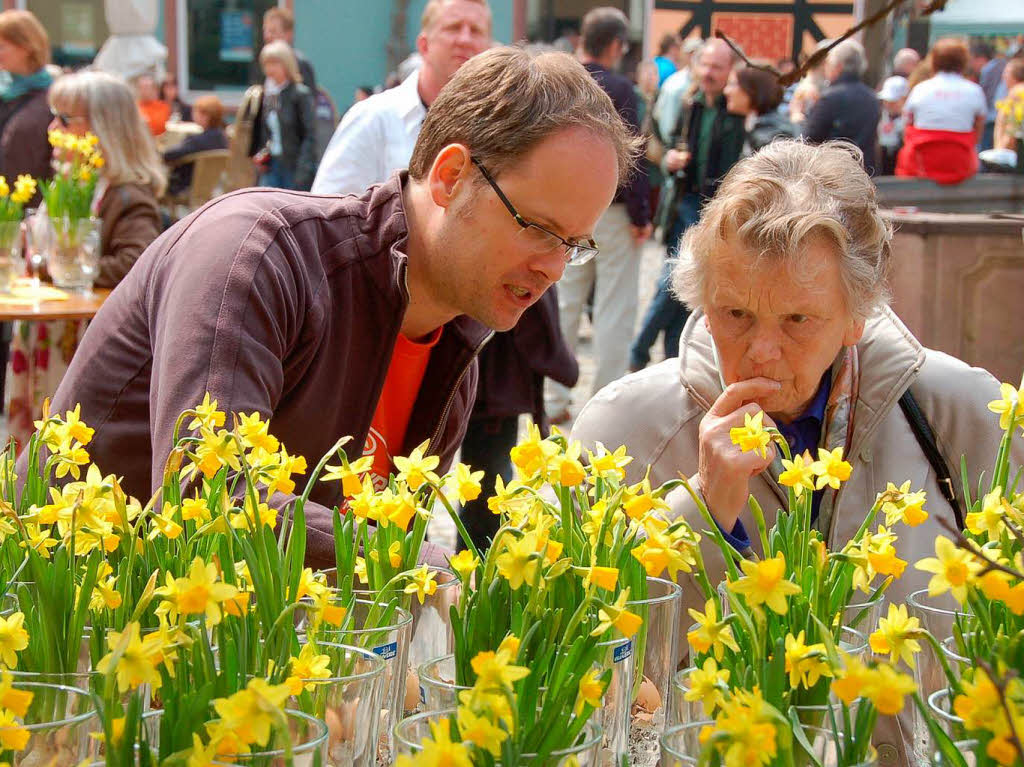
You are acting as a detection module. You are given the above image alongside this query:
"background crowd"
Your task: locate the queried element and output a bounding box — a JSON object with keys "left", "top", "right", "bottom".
{"left": 0, "top": 2, "right": 1022, "bottom": 551}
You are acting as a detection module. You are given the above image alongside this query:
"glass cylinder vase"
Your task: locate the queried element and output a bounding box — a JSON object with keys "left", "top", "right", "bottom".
{"left": 0, "top": 680, "right": 98, "bottom": 765}
{"left": 0, "top": 220, "right": 23, "bottom": 293}
{"left": 46, "top": 216, "right": 101, "bottom": 292}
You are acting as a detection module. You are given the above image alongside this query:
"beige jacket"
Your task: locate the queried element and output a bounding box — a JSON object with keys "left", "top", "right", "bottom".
{"left": 572, "top": 307, "right": 1024, "bottom": 765}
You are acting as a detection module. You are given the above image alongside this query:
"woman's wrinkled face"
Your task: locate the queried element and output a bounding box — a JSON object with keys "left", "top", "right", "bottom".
{"left": 703, "top": 233, "right": 865, "bottom": 423}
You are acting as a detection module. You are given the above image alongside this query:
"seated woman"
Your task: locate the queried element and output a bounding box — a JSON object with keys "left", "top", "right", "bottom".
{"left": 572, "top": 140, "right": 1024, "bottom": 759}
{"left": 7, "top": 70, "right": 165, "bottom": 449}
{"left": 897, "top": 38, "right": 986, "bottom": 184}
{"left": 163, "top": 94, "right": 228, "bottom": 197}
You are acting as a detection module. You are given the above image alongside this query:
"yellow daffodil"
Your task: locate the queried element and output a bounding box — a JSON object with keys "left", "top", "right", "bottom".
{"left": 953, "top": 669, "right": 1009, "bottom": 734}
{"left": 779, "top": 452, "right": 816, "bottom": 497}
{"left": 393, "top": 440, "right": 440, "bottom": 491}
{"left": 581, "top": 565, "right": 619, "bottom": 591}
{"left": 456, "top": 707, "right": 509, "bottom": 756}
{"left": 294, "top": 567, "right": 327, "bottom": 602}
{"left": 0, "top": 613, "right": 28, "bottom": 668}
{"left": 966, "top": 488, "right": 1008, "bottom": 541}
{"left": 586, "top": 443, "right": 633, "bottom": 482}
{"left": 702, "top": 686, "right": 778, "bottom": 767}
{"left": 453, "top": 463, "right": 484, "bottom": 504}
{"left": 370, "top": 541, "right": 403, "bottom": 568}
{"left": 684, "top": 657, "right": 730, "bottom": 716}
{"left": 148, "top": 502, "right": 184, "bottom": 541}
{"left": 188, "top": 393, "right": 226, "bottom": 432}
{"left": 394, "top": 720, "right": 473, "bottom": 767}
{"left": 809, "top": 446, "right": 852, "bottom": 489}
{"left": 729, "top": 410, "right": 772, "bottom": 458}
{"left": 211, "top": 678, "right": 292, "bottom": 748}
{"left": 687, "top": 599, "right": 740, "bottom": 661}
{"left": 236, "top": 412, "right": 279, "bottom": 453}
{"left": 321, "top": 454, "right": 374, "bottom": 497}
{"left": 287, "top": 643, "right": 332, "bottom": 692}
{"left": 631, "top": 515, "right": 699, "bottom": 579}
{"left": 783, "top": 631, "right": 832, "bottom": 689}
{"left": 448, "top": 549, "right": 479, "bottom": 581}
{"left": 869, "top": 603, "right": 922, "bottom": 668}
{"left": 10, "top": 175, "right": 35, "bottom": 205}
{"left": 495, "top": 532, "right": 541, "bottom": 590}
{"left": 194, "top": 428, "right": 241, "bottom": 479}
{"left": 470, "top": 647, "right": 530, "bottom": 690}
{"left": 0, "top": 707, "right": 29, "bottom": 751}
{"left": 181, "top": 495, "right": 212, "bottom": 522}
{"left": 96, "top": 623, "right": 166, "bottom": 692}
{"left": 915, "top": 535, "right": 981, "bottom": 603}
{"left": 510, "top": 423, "right": 559, "bottom": 481}
{"left": 575, "top": 668, "right": 606, "bottom": 714}
{"left": 550, "top": 439, "right": 586, "bottom": 487}
{"left": 592, "top": 588, "right": 643, "bottom": 638}
{"left": 156, "top": 557, "right": 239, "bottom": 628}
{"left": 865, "top": 662, "right": 917, "bottom": 715}
{"left": 403, "top": 565, "right": 438, "bottom": 604}
{"left": 987, "top": 374, "right": 1024, "bottom": 430}
{"left": 0, "top": 674, "right": 32, "bottom": 718}
{"left": 878, "top": 481, "right": 929, "bottom": 527}
{"left": 727, "top": 553, "right": 801, "bottom": 615}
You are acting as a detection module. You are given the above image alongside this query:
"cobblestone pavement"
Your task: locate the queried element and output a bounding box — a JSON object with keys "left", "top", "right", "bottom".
{"left": 427, "top": 236, "right": 669, "bottom": 549}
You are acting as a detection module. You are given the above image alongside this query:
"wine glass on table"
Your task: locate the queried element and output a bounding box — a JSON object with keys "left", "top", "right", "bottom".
{"left": 22, "top": 208, "right": 50, "bottom": 291}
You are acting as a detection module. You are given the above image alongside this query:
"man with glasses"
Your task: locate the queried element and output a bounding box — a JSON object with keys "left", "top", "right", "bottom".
{"left": 547, "top": 6, "right": 651, "bottom": 426}
{"left": 34, "top": 47, "right": 636, "bottom": 568}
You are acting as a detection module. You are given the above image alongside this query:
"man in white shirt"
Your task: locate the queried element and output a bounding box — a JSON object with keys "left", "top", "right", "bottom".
{"left": 312, "top": 0, "right": 491, "bottom": 195}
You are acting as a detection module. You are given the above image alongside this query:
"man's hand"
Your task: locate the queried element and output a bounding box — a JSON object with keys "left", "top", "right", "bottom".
{"left": 665, "top": 149, "right": 691, "bottom": 173}
{"left": 630, "top": 223, "right": 653, "bottom": 246}
{"left": 696, "top": 378, "right": 781, "bottom": 534}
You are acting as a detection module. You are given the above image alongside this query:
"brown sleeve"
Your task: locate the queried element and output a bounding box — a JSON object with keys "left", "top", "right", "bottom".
{"left": 95, "top": 187, "right": 162, "bottom": 289}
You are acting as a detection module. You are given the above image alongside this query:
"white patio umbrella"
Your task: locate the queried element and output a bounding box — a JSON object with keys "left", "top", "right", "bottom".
{"left": 93, "top": 0, "right": 167, "bottom": 80}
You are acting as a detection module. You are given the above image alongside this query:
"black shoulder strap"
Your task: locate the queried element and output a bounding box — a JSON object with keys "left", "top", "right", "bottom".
{"left": 898, "top": 388, "right": 965, "bottom": 530}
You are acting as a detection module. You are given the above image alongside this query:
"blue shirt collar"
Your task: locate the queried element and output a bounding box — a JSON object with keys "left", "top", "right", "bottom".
{"left": 775, "top": 369, "right": 831, "bottom": 459}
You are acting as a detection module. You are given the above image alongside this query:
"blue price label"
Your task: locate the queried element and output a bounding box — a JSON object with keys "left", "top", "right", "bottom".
{"left": 419, "top": 685, "right": 426, "bottom": 704}
{"left": 373, "top": 641, "right": 398, "bottom": 660}
{"left": 613, "top": 640, "right": 633, "bottom": 663}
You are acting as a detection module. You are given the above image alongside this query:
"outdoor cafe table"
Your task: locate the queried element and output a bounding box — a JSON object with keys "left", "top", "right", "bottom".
{"left": 0, "top": 287, "right": 110, "bottom": 322}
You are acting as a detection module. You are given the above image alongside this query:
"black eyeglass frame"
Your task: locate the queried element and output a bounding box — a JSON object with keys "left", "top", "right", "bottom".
{"left": 50, "top": 109, "right": 85, "bottom": 128}
{"left": 471, "top": 156, "right": 599, "bottom": 266}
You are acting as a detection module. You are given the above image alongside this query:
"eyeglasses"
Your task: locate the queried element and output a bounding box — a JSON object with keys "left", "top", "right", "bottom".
{"left": 50, "top": 110, "right": 85, "bottom": 128}
{"left": 471, "top": 157, "right": 599, "bottom": 267}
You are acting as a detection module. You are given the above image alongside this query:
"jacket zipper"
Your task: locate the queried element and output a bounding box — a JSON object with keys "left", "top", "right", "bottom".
{"left": 425, "top": 329, "right": 494, "bottom": 456}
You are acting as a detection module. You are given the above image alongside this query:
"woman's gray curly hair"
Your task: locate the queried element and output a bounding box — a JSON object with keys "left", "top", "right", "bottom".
{"left": 671, "top": 140, "right": 893, "bottom": 322}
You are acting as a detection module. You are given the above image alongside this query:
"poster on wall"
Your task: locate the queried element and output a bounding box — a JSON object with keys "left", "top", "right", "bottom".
{"left": 61, "top": 2, "right": 97, "bottom": 56}
{"left": 220, "top": 10, "right": 254, "bottom": 62}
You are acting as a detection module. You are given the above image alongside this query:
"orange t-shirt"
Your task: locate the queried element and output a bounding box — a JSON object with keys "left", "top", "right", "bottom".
{"left": 363, "top": 329, "right": 442, "bottom": 489}
{"left": 139, "top": 100, "right": 171, "bottom": 136}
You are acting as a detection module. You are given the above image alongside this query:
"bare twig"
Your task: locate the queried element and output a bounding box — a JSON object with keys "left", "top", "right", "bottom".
{"left": 935, "top": 516, "right": 1024, "bottom": 581}
{"left": 714, "top": 0, "right": 951, "bottom": 87}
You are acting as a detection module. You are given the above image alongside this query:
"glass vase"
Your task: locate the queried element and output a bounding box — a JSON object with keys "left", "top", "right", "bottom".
{"left": 394, "top": 708, "right": 603, "bottom": 765}
{"left": 0, "top": 220, "right": 23, "bottom": 293}
{"left": 46, "top": 216, "right": 101, "bottom": 292}
{"left": 317, "top": 600, "right": 412, "bottom": 765}
{"left": 209, "top": 709, "right": 329, "bottom": 767}
{"left": 0, "top": 680, "right": 98, "bottom": 765}
{"left": 907, "top": 589, "right": 966, "bottom": 766}
{"left": 286, "top": 642, "right": 385, "bottom": 767}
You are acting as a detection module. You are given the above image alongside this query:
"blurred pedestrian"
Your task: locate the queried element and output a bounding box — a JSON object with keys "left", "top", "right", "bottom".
{"left": 893, "top": 48, "right": 921, "bottom": 78}
{"left": 725, "top": 65, "right": 795, "bottom": 155}
{"left": 261, "top": 7, "right": 316, "bottom": 95}
{"left": 970, "top": 40, "right": 1005, "bottom": 150}
{"left": 994, "top": 57, "right": 1024, "bottom": 151}
{"left": 313, "top": 0, "right": 491, "bottom": 194}
{"left": 163, "top": 94, "right": 228, "bottom": 197}
{"left": 803, "top": 40, "right": 880, "bottom": 175}
{"left": 135, "top": 73, "right": 169, "bottom": 136}
{"left": 251, "top": 40, "right": 316, "bottom": 191}
{"left": 877, "top": 75, "right": 909, "bottom": 175}
{"left": 636, "top": 59, "right": 664, "bottom": 216}
{"left": 160, "top": 74, "right": 191, "bottom": 122}
{"left": 0, "top": 9, "right": 53, "bottom": 202}
{"left": 7, "top": 71, "right": 164, "bottom": 450}
{"left": 629, "top": 38, "right": 743, "bottom": 374}
{"left": 353, "top": 85, "right": 373, "bottom": 104}
{"left": 547, "top": 6, "right": 650, "bottom": 425}
{"left": 897, "top": 38, "right": 986, "bottom": 184}
{"left": 653, "top": 37, "right": 702, "bottom": 145}
{"left": 788, "top": 39, "right": 831, "bottom": 127}
{"left": 654, "top": 33, "right": 680, "bottom": 86}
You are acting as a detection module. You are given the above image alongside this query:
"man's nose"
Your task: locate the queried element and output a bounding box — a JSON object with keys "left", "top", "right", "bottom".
{"left": 530, "top": 248, "right": 567, "bottom": 286}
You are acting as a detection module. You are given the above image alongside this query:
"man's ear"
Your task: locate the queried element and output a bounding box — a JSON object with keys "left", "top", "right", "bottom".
{"left": 427, "top": 144, "right": 473, "bottom": 209}
{"left": 416, "top": 31, "right": 428, "bottom": 58}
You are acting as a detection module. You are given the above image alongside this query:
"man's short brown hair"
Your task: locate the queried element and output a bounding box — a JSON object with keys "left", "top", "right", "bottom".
{"left": 1006, "top": 57, "right": 1024, "bottom": 86}
{"left": 0, "top": 10, "right": 49, "bottom": 72}
{"left": 580, "top": 7, "right": 629, "bottom": 59}
{"left": 408, "top": 46, "right": 640, "bottom": 185}
{"left": 420, "top": 0, "right": 491, "bottom": 34}
{"left": 263, "top": 7, "right": 294, "bottom": 32}
{"left": 931, "top": 38, "right": 969, "bottom": 74}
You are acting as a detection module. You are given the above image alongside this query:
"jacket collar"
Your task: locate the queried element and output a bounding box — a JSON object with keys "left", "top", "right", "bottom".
{"left": 676, "top": 306, "right": 926, "bottom": 453}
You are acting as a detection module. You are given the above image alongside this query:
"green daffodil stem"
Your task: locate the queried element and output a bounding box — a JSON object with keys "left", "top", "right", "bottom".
{"left": 425, "top": 478, "right": 482, "bottom": 565}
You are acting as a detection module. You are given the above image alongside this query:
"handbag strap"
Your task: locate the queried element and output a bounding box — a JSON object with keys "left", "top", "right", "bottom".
{"left": 898, "top": 388, "right": 965, "bottom": 530}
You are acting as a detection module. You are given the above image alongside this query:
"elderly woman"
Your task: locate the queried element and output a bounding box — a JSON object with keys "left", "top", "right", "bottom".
{"left": 572, "top": 140, "right": 1024, "bottom": 761}
{"left": 7, "top": 71, "right": 165, "bottom": 451}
